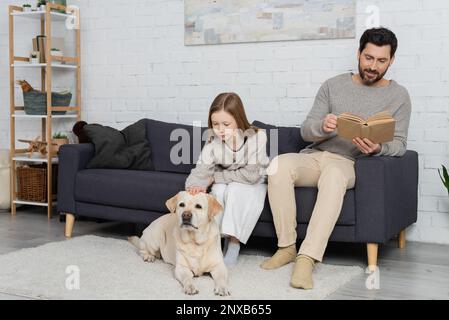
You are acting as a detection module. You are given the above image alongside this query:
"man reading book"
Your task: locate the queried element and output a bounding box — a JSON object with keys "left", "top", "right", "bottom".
{"left": 261, "top": 28, "right": 412, "bottom": 290}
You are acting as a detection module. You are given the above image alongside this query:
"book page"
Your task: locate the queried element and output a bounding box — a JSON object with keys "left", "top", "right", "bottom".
{"left": 367, "top": 118, "right": 395, "bottom": 126}
{"left": 338, "top": 112, "right": 366, "bottom": 124}
{"left": 367, "top": 111, "right": 392, "bottom": 122}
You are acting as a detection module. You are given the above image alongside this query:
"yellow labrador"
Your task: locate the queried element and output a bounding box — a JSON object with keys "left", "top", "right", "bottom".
{"left": 129, "top": 191, "right": 230, "bottom": 296}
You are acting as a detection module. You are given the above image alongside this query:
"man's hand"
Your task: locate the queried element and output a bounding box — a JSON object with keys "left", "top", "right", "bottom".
{"left": 353, "top": 137, "right": 381, "bottom": 155}
{"left": 322, "top": 114, "right": 338, "bottom": 133}
{"left": 186, "top": 186, "right": 206, "bottom": 195}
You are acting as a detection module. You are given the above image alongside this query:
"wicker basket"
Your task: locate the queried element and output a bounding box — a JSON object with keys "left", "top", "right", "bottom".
{"left": 17, "top": 164, "right": 58, "bottom": 203}
{"left": 23, "top": 91, "right": 72, "bottom": 115}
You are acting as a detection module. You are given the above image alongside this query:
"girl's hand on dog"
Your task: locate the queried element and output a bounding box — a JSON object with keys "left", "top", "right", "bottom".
{"left": 187, "top": 186, "right": 206, "bottom": 195}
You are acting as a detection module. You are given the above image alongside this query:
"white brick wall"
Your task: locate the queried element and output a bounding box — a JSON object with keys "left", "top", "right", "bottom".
{"left": 1, "top": 0, "right": 449, "bottom": 244}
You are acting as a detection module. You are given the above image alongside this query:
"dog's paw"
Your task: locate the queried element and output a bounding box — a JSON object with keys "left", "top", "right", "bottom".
{"left": 140, "top": 251, "right": 155, "bottom": 263}
{"left": 214, "top": 286, "right": 231, "bottom": 296}
{"left": 145, "top": 255, "right": 156, "bottom": 263}
{"left": 183, "top": 284, "right": 199, "bottom": 295}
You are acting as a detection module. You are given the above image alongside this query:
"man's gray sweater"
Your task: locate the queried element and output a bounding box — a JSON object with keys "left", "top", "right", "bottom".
{"left": 301, "top": 73, "right": 412, "bottom": 160}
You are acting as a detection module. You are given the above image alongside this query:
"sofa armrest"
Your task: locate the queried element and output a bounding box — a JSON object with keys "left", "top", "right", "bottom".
{"left": 57, "top": 143, "right": 95, "bottom": 214}
{"left": 354, "top": 150, "right": 418, "bottom": 244}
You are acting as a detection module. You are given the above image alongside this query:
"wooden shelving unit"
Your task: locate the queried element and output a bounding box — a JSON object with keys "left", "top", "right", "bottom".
{"left": 9, "top": 3, "right": 81, "bottom": 219}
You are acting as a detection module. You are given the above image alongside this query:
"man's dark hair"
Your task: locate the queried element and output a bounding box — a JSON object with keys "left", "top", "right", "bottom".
{"left": 359, "top": 27, "right": 398, "bottom": 58}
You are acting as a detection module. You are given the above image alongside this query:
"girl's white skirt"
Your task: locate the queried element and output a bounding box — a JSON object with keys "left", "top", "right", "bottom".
{"left": 211, "top": 182, "right": 267, "bottom": 244}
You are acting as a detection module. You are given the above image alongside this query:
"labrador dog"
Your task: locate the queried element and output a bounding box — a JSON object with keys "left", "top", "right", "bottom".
{"left": 129, "top": 191, "right": 230, "bottom": 296}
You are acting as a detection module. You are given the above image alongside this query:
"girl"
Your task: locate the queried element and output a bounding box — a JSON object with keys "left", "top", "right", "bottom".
{"left": 185, "top": 92, "right": 269, "bottom": 266}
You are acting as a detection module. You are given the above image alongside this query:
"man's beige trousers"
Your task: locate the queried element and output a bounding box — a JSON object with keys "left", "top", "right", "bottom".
{"left": 267, "top": 151, "right": 356, "bottom": 262}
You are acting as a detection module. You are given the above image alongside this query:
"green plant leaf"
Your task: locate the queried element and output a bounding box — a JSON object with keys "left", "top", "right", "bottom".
{"left": 439, "top": 170, "right": 449, "bottom": 188}
{"left": 443, "top": 165, "right": 449, "bottom": 183}
{"left": 439, "top": 165, "right": 449, "bottom": 195}
{"left": 53, "top": 132, "right": 68, "bottom": 139}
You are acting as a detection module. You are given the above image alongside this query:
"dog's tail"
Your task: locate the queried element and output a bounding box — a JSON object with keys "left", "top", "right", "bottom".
{"left": 128, "top": 236, "right": 143, "bottom": 250}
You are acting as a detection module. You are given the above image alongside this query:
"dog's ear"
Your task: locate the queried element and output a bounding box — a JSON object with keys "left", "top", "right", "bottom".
{"left": 165, "top": 193, "right": 179, "bottom": 213}
{"left": 207, "top": 194, "right": 223, "bottom": 220}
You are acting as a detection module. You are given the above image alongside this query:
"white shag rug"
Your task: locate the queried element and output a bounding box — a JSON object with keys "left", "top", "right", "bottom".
{"left": 0, "top": 235, "right": 363, "bottom": 300}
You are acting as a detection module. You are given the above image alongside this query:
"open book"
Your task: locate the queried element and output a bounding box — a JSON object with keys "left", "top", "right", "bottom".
{"left": 337, "top": 111, "right": 395, "bottom": 144}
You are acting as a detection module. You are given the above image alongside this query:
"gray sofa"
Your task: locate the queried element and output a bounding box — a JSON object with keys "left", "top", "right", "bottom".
{"left": 57, "top": 118, "right": 418, "bottom": 268}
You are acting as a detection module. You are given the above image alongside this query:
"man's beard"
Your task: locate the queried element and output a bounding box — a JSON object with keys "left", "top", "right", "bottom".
{"left": 358, "top": 60, "right": 389, "bottom": 85}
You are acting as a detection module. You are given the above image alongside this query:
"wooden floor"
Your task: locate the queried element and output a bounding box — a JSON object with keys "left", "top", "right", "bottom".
{"left": 1, "top": 207, "right": 448, "bottom": 300}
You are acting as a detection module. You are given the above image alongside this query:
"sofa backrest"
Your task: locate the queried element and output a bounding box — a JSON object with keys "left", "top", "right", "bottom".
{"left": 146, "top": 119, "right": 208, "bottom": 174}
{"left": 252, "top": 121, "right": 311, "bottom": 159}
{"left": 145, "top": 119, "right": 311, "bottom": 174}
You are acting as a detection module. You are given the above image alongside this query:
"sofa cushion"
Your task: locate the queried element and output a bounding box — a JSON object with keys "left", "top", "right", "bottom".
{"left": 252, "top": 120, "right": 311, "bottom": 157}
{"left": 75, "top": 169, "right": 187, "bottom": 213}
{"left": 259, "top": 187, "right": 356, "bottom": 226}
{"left": 84, "top": 119, "right": 153, "bottom": 171}
{"left": 146, "top": 119, "right": 208, "bottom": 174}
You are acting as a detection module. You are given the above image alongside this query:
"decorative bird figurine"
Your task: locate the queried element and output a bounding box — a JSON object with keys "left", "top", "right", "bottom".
{"left": 18, "top": 136, "right": 56, "bottom": 158}
{"left": 16, "top": 80, "right": 37, "bottom": 93}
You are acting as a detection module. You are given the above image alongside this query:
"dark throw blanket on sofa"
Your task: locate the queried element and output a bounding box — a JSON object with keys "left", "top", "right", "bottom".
{"left": 82, "top": 119, "right": 153, "bottom": 170}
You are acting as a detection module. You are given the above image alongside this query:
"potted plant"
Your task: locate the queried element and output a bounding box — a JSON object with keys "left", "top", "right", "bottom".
{"left": 439, "top": 165, "right": 449, "bottom": 195}
{"left": 37, "top": 0, "right": 46, "bottom": 11}
{"left": 30, "top": 51, "right": 39, "bottom": 64}
{"left": 48, "top": 0, "right": 67, "bottom": 13}
{"left": 51, "top": 132, "right": 69, "bottom": 155}
{"left": 22, "top": 4, "right": 32, "bottom": 12}
{"left": 50, "top": 48, "right": 63, "bottom": 57}
{"left": 50, "top": 48, "right": 63, "bottom": 64}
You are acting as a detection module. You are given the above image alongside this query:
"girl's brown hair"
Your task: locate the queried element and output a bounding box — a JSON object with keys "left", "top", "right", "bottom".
{"left": 208, "top": 92, "right": 258, "bottom": 135}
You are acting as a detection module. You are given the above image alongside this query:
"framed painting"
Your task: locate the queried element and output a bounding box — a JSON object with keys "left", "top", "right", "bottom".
{"left": 185, "top": 0, "right": 356, "bottom": 45}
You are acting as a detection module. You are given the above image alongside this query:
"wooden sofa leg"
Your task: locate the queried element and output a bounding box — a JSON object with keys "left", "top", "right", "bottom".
{"left": 398, "top": 229, "right": 406, "bottom": 249}
{"left": 65, "top": 213, "right": 75, "bottom": 238}
{"left": 367, "top": 243, "right": 378, "bottom": 272}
